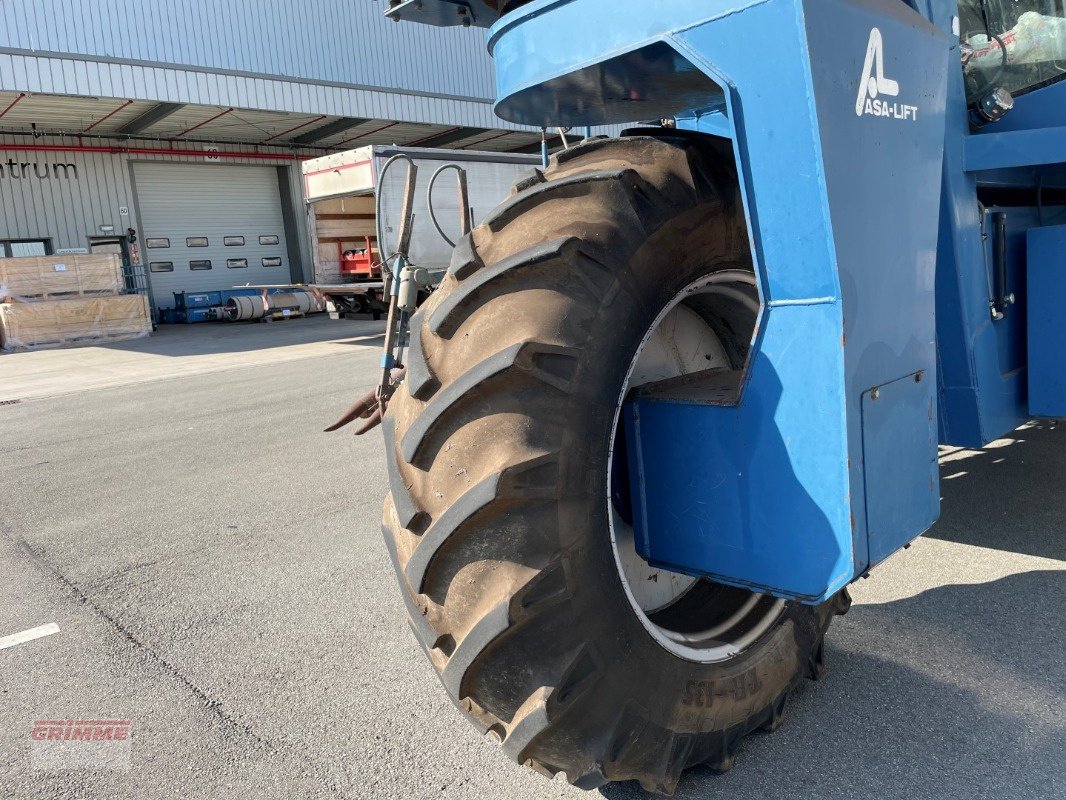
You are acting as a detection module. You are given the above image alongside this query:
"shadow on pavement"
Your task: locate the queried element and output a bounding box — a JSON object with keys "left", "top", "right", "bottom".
{"left": 95, "top": 316, "right": 385, "bottom": 358}
{"left": 927, "top": 421, "right": 1064, "bottom": 561}
{"left": 602, "top": 570, "right": 1064, "bottom": 800}
{"left": 602, "top": 421, "right": 1065, "bottom": 799}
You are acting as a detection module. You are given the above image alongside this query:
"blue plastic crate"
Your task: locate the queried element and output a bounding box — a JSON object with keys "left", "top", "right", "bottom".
{"left": 174, "top": 291, "right": 223, "bottom": 310}
{"left": 157, "top": 307, "right": 180, "bottom": 324}
{"left": 160, "top": 306, "right": 227, "bottom": 323}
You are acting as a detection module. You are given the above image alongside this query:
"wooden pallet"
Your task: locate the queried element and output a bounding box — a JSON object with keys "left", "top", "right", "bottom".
{"left": 11, "top": 288, "right": 120, "bottom": 301}
{"left": 0, "top": 294, "right": 151, "bottom": 351}
{"left": 0, "top": 254, "right": 123, "bottom": 302}
{"left": 5, "top": 330, "right": 150, "bottom": 349}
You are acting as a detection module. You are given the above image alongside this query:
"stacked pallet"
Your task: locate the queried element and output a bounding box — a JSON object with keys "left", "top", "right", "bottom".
{"left": 0, "top": 254, "right": 124, "bottom": 300}
{"left": 0, "top": 254, "right": 151, "bottom": 351}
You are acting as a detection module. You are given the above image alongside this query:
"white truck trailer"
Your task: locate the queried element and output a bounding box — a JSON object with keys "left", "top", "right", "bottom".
{"left": 301, "top": 145, "right": 540, "bottom": 318}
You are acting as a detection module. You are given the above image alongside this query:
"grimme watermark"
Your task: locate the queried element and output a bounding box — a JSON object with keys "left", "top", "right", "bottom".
{"left": 29, "top": 719, "right": 132, "bottom": 770}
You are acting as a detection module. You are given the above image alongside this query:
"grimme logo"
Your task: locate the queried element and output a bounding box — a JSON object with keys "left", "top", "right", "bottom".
{"left": 29, "top": 719, "right": 132, "bottom": 771}
{"left": 855, "top": 27, "right": 918, "bottom": 121}
{"left": 30, "top": 719, "right": 131, "bottom": 741}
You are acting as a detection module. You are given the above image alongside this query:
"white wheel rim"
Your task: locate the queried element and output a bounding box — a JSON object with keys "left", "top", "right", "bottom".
{"left": 606, "top": 272, "right": 785, "bottom": 663}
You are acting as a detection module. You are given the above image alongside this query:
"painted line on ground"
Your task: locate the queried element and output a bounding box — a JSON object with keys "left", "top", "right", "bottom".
{"left": 0, "top": 622, "right": 60, "bottom": 651}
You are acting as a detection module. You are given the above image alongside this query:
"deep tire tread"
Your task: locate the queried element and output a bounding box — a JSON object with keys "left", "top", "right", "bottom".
{"left": 448, "top": 233, "right": 484, "bottom": 280}
{"left": 429, "top": 236, "right": 582, "bottom": 337}
{"left": 399, "top": 340, "right": 576, "bottom": 466}
{"left": 382, "top": 135, "right": 840, "bottom": 795}
{"left": 481, "top": 168, "right": 644, "bottom": 233}
{"left": 404, "top": 452, "right": 559, "bottom": 593}
{"left": 382, "top": 417, "right": 421, "bottom": 530}
{"left": 440, "top": 598, "right": 510, "bottom": 700}
{"left": 403, "top": 310, "right": 437, "bottom": 401}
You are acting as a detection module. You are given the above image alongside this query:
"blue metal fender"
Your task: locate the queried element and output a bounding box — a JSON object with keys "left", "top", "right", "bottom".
{"left": 490, "top": 0, "right": 949, "bottom": 602}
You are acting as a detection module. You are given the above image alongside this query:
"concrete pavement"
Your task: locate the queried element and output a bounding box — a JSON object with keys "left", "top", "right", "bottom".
{"left": 0, "top": 321, "right": 1062, "bottom": 799}
{"left": 0, "top": 315, "right": 384, "bottom": 400}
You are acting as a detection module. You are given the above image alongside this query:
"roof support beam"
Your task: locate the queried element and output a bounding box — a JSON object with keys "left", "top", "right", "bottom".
{"left": 335, "top": 121, "right": 400, "bottom": 147}
{"left": 116, "top": 102, "right": 184, "bottom": 135}
{"left": 83, "top": 99, "right": 135, "bottom": 133}
{"left": 177, "top": 107, "right": 234, "bottom": 137}
{"left": 460, "top": 130, "right": 513, "bottom": 149}
{"left": 406, "top": 126, "right": 488, "bottom": 149}
{"left": 262, "top": 114, "right": 328, "bottom": 144}
{"left": 291, "top": 117, "right": 370, "bottom": 145}
{"left": 510, "top": 136, "right": 561, "bottom": 155}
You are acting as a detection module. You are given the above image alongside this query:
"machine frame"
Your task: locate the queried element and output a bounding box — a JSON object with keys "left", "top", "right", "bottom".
{"left": 382, "top": 0, "right": 1066, "bottom": 600}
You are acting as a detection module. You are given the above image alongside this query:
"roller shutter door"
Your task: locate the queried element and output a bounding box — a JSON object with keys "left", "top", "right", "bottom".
{"left": 134, "top": 163, "right": 290, "bottom": 308}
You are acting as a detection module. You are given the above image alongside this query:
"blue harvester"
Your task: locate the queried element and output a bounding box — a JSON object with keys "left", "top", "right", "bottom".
{"left": 371, "top": 0, "right": 1066, "bottom": 791}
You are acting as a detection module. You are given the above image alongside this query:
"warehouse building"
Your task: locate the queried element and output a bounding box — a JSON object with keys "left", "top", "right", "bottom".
{"left": 0, "top": 0, "right": 557, "bottom": 309}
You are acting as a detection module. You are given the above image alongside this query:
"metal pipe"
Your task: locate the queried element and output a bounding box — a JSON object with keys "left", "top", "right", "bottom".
{"left": 427, "top": 163, "right": 471, "bottom": 247}
{"left": 375, "top": 153, "right": 419, "bottom": 391}
{"left": 225, "top": 295, "right": 267, "bottom": 321}
{"left": 457, "top": 166, "right": 471, "bottom": 236}
{"left": 225, "top": 291, "right": 322, "bottom": 321}
{"left": 395, "top": 161, "right": 419, "bottom": 258}
{"left": 0, "top": 93, "right": 26, "bottom": 120}
{"left": 177, "top": 107, "right": 234, "bottom": 137}
{"left": 335, "top": 120, "right": 398, "bottom": 147}
{"left": 406, "top": 126, "right": 460, "bottom": 147}
{"left": 0, "top": 126, "right": 329, "bottom": 153}
{"left": 459, "top": 130, "right": 510, "bottom": 150}
{"left": 0, "top": 143, "right": 303, "bottom": 161}
{"left": 262, "top": 114, "right": 328, "bottom": 144}
{"left": 83, "top": 99, "right": 135, "bottom": 133}
{"left": 375, "top": 154, "right": 419, "bottom": 263}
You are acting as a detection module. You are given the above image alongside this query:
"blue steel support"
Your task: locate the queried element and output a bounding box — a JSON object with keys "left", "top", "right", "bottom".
{"left": 489, "top": 0, "right": 947, "bottom": 601}
{"left": 924, "top": 0, "right": 1066, "bottom": 446}
{"left": 385, "top": 0, "right": 1066, "bottom": 597}
{"left": 1027, "top": 225, "right": 1066, "bottom": 417}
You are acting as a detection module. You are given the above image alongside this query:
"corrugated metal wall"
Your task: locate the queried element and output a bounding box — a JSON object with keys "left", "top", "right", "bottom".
{"left": 0, "top": 1, "right": 508, "bottom": 130}
{"left": 134, "top": 162, "right": 294, "bottom": 303}
{"left": 0, "top": 135, "right": 311, "bottom": 284}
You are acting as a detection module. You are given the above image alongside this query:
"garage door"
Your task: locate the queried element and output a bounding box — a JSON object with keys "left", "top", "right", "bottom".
{"left": 134, "top": 163, "right": 291, "bottom": 308}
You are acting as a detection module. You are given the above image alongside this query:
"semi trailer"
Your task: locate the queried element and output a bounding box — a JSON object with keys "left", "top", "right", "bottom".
{"left": 302, "top": 144, "right": 540, "bottom": 319}
{"left": 342, "top": 0, "right": 1066, "bottom": 793}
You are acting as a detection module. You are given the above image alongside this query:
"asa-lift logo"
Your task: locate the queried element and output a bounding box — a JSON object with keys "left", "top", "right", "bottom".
{"left": 855, "top": 27, "right": 919, "bottom": 121}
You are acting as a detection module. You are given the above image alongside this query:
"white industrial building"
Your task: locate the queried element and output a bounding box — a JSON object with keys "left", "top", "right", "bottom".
{"left": 0, "top": 0, "right": 557, "bottom": 308}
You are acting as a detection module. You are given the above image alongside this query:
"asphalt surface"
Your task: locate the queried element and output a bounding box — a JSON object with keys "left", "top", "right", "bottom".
{"left": 0, "top": 320, "right": 1063, "bottom": 800}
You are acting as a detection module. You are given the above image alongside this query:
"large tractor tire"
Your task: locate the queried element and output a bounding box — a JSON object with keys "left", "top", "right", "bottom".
{"left": 382, "top": 133, "right": 850, "bottom": 794}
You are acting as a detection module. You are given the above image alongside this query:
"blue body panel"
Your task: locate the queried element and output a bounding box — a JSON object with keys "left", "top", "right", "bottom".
{"left": 922, "top": 0, "right": 1066, "bottom": 445}
{"left": 488, "top": 0, "right": 946, "bottom": 601}
{"left": 160, "top": 304, "right": 226, "bottom": 323}
{"left": 1027, "top": 225, "right": 1066, "bottom": 417}
{"left": 387, "top": 0, "right": 1066, "bottom": 599}
{"left": 860, "top": 371, "right": 939, "bottom": 564}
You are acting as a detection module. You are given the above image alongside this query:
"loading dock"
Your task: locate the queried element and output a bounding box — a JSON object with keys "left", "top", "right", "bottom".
{"left": 132, "top": 162, "right": 298, "bottom": 306}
